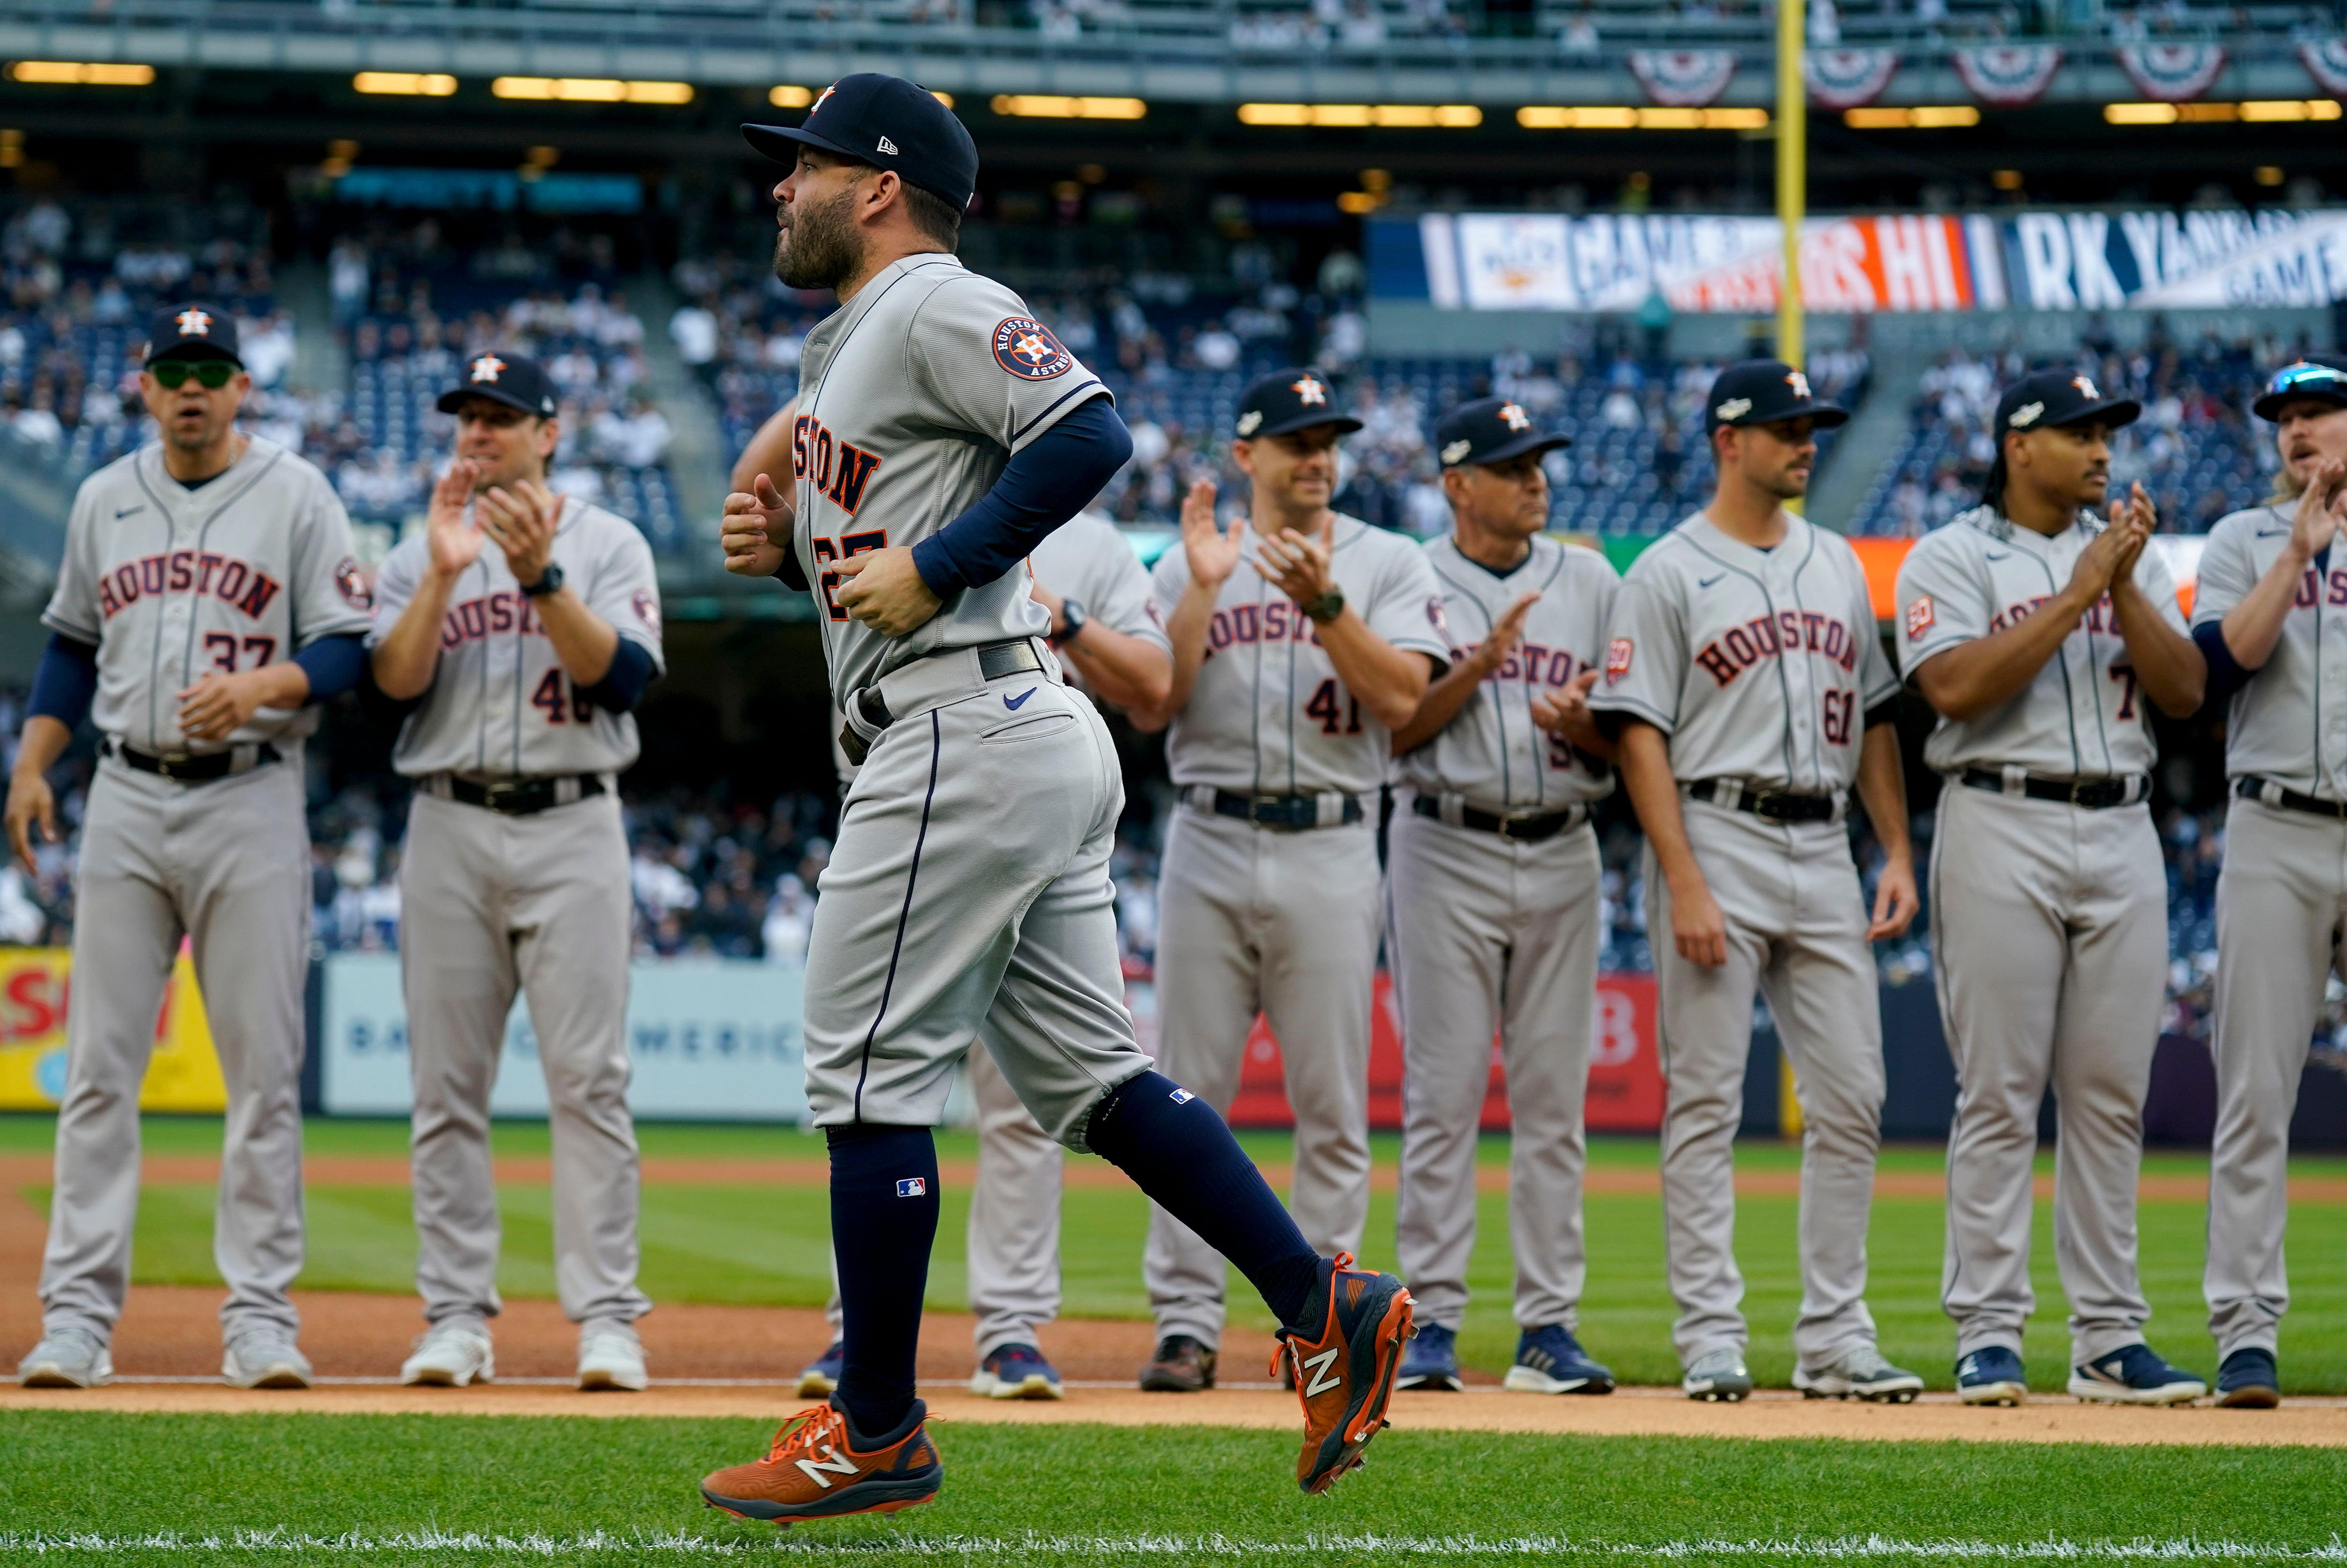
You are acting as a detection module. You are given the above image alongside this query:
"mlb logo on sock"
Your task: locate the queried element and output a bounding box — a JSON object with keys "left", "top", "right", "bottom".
{"left": 896, "top": 1178, "right": 928, "bottom": 1197}
{"left": 1168, "top": 1088, "right": 1194, "bottom": 1105}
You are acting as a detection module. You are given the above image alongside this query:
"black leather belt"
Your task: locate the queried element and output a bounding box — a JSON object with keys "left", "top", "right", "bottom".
{"left": 839, "top": 638, "right": 1045, "bottom": 767}
{"left": 436, "top": 773, "right": 606, "bottom": 816}
{"left": 1686, "top": 779, "right": 1837, "bottom": 823}
{"left": 1410, "top": 794, "right": 1583, "bottom": 842}
{"left": 108, "top": 739, "right": 280, "bottom": 783}
{"left": 1960, "top": 768, "right": 2143, "bottom": 810}
{"left": 2237, "top": 776, "right": 2347, "bottom": 819}
{"left": 1198, "top": 788, "right": 1366, "bottom": 831}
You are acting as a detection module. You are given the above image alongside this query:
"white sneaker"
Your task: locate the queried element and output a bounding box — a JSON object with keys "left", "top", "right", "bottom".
{"left": 401, "top": 1320, "right": 494, "bottom": 1387}
{"left": 1683, "top": 1346, "right": 1754, "bottom": 1402}
{"left": 19, "top": 1325, "right": 112, "bottom": 1389}
{"left": 1794, "top": 1343, "right": 1923, "bottom": 1403}
{"left": 222, "top": 1327, "right": 313, "bottom": 1389}
{"left": 576, "top": 1322, "right": 647, "bottom": 1392}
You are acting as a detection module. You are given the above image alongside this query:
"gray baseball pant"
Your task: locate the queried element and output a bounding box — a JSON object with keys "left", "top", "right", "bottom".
{"left": 399, "top": 788, "right": 651, "bottom": 1329}
{"left": 38, "top": 755, "right": 310, "bottom": 1343}
{"left": 2206, "top": 794, "right": 2345, "bottom": 1359}
{"left": 1144, "top": 806, "right": 1379, "bottom": 1349}
{"left": 1931, "top": 783, "right": 2163, "bottom": 1364}
{"left": 1387, "top": 802, "right": 1598, "bottom": 1333}
{"left": 1645, "top": 800, "right": 1886, "bottom": 1371}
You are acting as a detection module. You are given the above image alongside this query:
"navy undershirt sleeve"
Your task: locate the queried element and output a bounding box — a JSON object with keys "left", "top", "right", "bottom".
{"left": 291, "top": 634, "right": 367, "bottom": 705}
{"left": 27, "top": 633, "right": 98, "bottom": 731}
{"left": 2194, "top": 620, "right": 2254, "bottom": 704}
{"left": 1864, "top": 695, "right": 1901, "bottom": 730}
{"left": 909, "top": 394, "right": 1130, "bottom": 598}
{"left": 577, "top": 637, "right": 655, "bottom": 714}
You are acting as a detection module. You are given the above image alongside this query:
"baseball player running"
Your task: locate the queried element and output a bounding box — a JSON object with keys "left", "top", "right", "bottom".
{"left": 10, "top": 306, "right": 372, "bottom": 1390}
{"left": 368, "top": 350, "right": 665, "bottom": 1392}
{"left": 703, "top": 74, "right": 1412, "bottom": 1523}
{"left": 732, "top": 407, "right": 1174, "bottom": 1401}
{"left": 1895, "top": 368, "right": 2208, "bottom": 1407}
{"left": 1591, "top": 359, "right": 1923, "bottom": 1404}
{"left": 1133, "top": 368, "right": 1447, "bottom": 1395}
{"left": 1385, "top": 396, "right": 1620, "bottom": 1396}
{"left": 2190, "top": 355, "right": 2347, "bottom": 1408}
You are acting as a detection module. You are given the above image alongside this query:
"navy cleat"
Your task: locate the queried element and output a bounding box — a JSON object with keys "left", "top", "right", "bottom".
{"left": 2068, "top": 1343, "right": 2206, "bottom": 1406}
{"left": 1394, "top": 1322, "right": 1461, "bottom": 1392}
{"left": 796, "top": 1340, "right": 845, "bottom": 1399}
{"left": 969, "top": 1342, "right": 1063, "bottom": 1400}
{"left": 2215, "top": 1347, "right": 2280, "bottom": 1409}
{"left": 1956, "top": 1346, "right": 2029, "bottom": 1406}
{"left": 1504, "top": 1324, "right": 1615, "bottom": 1395}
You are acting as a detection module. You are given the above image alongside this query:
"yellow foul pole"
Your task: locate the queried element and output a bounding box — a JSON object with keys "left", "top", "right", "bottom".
{"left": 1776, "top": 0, "right": 1805, "bottom": 374}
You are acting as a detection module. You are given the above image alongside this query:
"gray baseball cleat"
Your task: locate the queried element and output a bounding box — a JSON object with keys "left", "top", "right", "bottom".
{"left": 576, "top": 1321, "right": 648, "bottom": 1392}
{"left": 19, "top": 1324, "right": 113, "bottom": 1389}
{"left": 401, "top": 1318, "right": 495, "bottom": 1387}
{"left": 1794, "top": 1343, "right": 1923, "bottom": 1403}
{"left": 222, "top": 1326, "right": 313, "bottom": 1389}
{"left": 1682, "top": 1346, "right": 1754, "bottom": 1402}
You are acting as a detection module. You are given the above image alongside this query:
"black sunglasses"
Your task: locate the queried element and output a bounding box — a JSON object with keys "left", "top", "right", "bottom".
{"left": 2267, "top": 362, "right": 2346, "bottom": 398}
{"left": 150, "top": 359, "right": 238, "bottom": 390}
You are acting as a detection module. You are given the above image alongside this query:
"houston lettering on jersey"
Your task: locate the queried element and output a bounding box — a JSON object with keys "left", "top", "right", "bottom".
{"left": 791, "top": 413, "right": 883, "bottom": 516}
{"left": 1694, "top": 611, "right": 1859, "bottom": 685}
{"left": 2293, "top": 566, "right": 2347, "bottom": 608}
{"left": 438, "top": 589, "right": 550, "bottom": 648}
{"left": 1451, "top": 640, "right": 1583, "bottom": 686}
{"left": 96, "top": 549, "right": 282, "bottom": 622}
{"left": 1204, "top": 599, "right": 1324, "bottom": 656}
{"left": 1985, "top": 593, "right": 2128, "bottom": 635}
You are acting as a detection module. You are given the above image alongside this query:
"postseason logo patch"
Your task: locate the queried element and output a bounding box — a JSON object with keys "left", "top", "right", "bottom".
{"left": 334, "top": 557, "right": 373, "bottom": 610}
{"left": 1425, "top": 594, "right": 1450, "bottom": 637}
{"left": 1604, "top": 637, "right": 1634, "bottom": 685}
{"left": 993, "top": 317, "right": 1074, "bottom": 381}
{"left": 632, "top": 588, "right": 662, "bottom": 636}
{"left": 1905, "top": 594, "right": 1936, "bottom": 642}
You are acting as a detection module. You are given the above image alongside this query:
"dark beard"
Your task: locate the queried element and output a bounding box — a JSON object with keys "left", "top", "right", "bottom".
{"left": 774, "top": 187, "right": 860, "bottom": 291}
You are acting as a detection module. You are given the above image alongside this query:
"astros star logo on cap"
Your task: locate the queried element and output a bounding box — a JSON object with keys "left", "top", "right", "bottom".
{"left": 1498, "top": 402, "right": 1531, "bottom": 432}
{"left": 175, "top": 308, "right": 212, "bottom": 337}
{"left": 470, "top": 354, "right": 506, "bottom": 383}
{"left": 1785, "top": 369, "right": 1812, "bottom": 399}
{"left": 2072, "top": 375, "right": 2101, "bottom": 398}
{"left": 812, "top": 83, "right": 837, "bottom": 114}
{"left": 1291, "top": 375, "right": 1327, "bottom": 405}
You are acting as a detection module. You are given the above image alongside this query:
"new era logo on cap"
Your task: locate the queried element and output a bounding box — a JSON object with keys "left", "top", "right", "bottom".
{"left": 896, "top": 1178, "right": 928, "bottom": 1197}
{"left": 877, "top": 134, "right": 899, "bottom": 154}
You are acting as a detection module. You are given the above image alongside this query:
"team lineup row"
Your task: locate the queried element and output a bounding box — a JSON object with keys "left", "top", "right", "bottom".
{"left": 8, "top": 72, "right": 2347, "bottom": 1525}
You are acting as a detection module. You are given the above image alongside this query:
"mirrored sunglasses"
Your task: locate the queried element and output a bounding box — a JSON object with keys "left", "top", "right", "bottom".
{"left": 150, "top": 359, "right": 237, "bottom": 390}
{"left": 2267, "top": 362, "right": 2346, "bottom": 397}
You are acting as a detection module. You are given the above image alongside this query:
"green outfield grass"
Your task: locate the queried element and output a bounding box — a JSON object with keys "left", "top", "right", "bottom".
{"left": 8, "top": 1114, "right": 2347, "bottom": 1394}
{"left": 3, "top": 1413, "right": 2345, "bottom": 1566}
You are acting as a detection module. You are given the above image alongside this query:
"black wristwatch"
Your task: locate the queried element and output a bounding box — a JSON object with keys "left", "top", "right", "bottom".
{"left": 1303, "top": 587, "right": 1346, "bottom": 625}
{"left": 520, "top": 562, "right": 565, "bottom": 597}
{"left": 1051, "top": 597, "right": 1088, "bottom": 646}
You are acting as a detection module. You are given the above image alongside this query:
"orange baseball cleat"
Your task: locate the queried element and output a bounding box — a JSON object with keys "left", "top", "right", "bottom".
{"left": 699, "top": 1399, "right": 942, "bottom": 1525}
{"left": 1271, "top": 1253, "right": 1416, "bottom": 1494}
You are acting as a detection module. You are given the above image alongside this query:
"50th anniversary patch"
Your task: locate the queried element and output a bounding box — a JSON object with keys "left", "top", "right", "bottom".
{"left": 993, "top": 317, "right": 1074, "bottom": 380}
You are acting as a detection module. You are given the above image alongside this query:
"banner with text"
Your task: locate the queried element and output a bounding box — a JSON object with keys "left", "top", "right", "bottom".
{"left": 0, "top": 947, "right": 227, "bottom": 1113}
{"left": 1375, "top": 207, "right": 2347, "bottom": 314}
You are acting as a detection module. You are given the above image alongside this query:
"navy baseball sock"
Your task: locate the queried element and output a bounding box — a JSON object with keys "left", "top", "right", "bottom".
{"left": 1084, "top": 1071, "right": 1323, "bottom": 1331}
{"left": 825, "top": 1123, "right": 940, "bottom": 1438}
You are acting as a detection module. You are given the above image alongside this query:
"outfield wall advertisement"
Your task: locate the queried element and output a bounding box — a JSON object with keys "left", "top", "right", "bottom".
{"left": 1374, "top": 207, "right": 2347, "bottom": 314}
{"left": 0, "top": 947, "right": 227, "bottom": 1113}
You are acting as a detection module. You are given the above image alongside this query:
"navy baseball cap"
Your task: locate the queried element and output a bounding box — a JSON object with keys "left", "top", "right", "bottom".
{"left": 741, "top": 73, "right": 979, "bottom": 213}
{"left": 1234, "top": 368, "right": 1362, "bottom": 441}
{"left": 145, "top": 303, "right": 240, "bottom": 366}
{"left": 1703, "top": 359, "right": 1848, "bottom": 435}
{"left": 2253, "top": 355, "right": 2347, "bottom": 422}
{"left": 437, "top": 350, "right": 560, "bottom": 418}
{"left": 1994, "top": 368, "right": 2140, "bottom": 436}
{"left": 1436, "top": 395, "right": 1571, "bottom": 468}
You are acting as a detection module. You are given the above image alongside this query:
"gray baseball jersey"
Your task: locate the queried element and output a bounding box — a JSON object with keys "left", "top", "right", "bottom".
{"left": 789, "top": 253, "right": 1109, "bottom": 712}
{"left": 1893, "top": 505, "right": 2184, "bottom": 778}
{"left": 2192, "top": 502, "right": 2347, "bottom": 1359}
{"left": 43, "top": 437, "right": 374, "bottom": 752}
{"left": 1398, "top": 533, "right": 1619, "bottom": 811}
{"left": 1149, "top": 514, "right": 1449, "bottom": 796}
{"left": 1589, "top": 511, "right": 1897, "bottom": 790}
{"left": 368, "top": 498, "right": 664, "bottom": 778}
{"left": 1028, "top": 511, "right": 1171, "bottom": 681}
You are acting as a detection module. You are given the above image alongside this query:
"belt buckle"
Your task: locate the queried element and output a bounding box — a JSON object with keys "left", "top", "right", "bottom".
{"left": 156, "top": 753, "right": 193, "bottom": 781}
{"left": 1498, "top": 815, "right": 1533, "bottom": 841}
{"left": 482, "top": 780, "right": 524, "bottom": 813}
{"left": 1748, "top": 790, "right": 1788, "bottom": 821}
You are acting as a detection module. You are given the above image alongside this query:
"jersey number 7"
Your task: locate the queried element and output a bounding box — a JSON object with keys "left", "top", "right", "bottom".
{"left": 811, "top": 530, "right": 890, "bottom": 621}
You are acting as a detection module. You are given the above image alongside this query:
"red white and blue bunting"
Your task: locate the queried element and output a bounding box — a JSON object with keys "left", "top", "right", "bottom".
{"left": 1627, "top": 49, "right": 1739, "bottom": 107}
{"left": 1805, "top": 48, "right": 1900, "bottom": 110}
{"left": 1951, "top": 45, "right": 2063, "bottom": 107}
{"left": 2300, "top": 39, "right": 2347, "bottom": 98}
{"left": 2116, "top": 43, "right": 2228, "bottom": 102}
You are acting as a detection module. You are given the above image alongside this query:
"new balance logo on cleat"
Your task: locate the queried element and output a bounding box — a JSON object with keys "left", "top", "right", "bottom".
{"left": 1299, "top": 1346, "right": 1342, "bottom": 1396}
{"left": 794, "top": 1449, "right": 860, "bottom": 1489}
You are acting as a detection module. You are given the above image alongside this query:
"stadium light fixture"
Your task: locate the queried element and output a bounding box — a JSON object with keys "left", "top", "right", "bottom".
{"left": 491, "top": 77, "right": 693, "bottom": 104}
{"left": 8, "top": 61, "right": 154, "bottom": 85}
{"left": 1842, "top": 105, "right": 1979, "bottom": 129}
{"left": 770, "top": 85, "right": 813, "bottom": 108}
{"left": 1517, "top": 105, "right": 1767, "bottom": 130}
{"left": 1239, "top": 103, "right": 1481, "bottom": 127}
{"left": 353, "top": 72, "right": 456, "bottom": 97}
{"left": 989, "top": 95, "right": 1146, "bottom": 119}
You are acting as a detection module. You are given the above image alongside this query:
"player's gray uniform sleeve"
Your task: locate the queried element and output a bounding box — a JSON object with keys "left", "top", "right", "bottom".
{"left": 1590, "top": 569, "right": 1686, "bottom": 733}
{"left": 1363, "top": 543, "right": 1450, "bottom": 665}
{"left": 2131, "top": 540, "right": 2187, "bottom": 634}
{"left": 1858, "top": 573, "right": 1900, "bottom": 710}
{"left": 1091, "top": 534, "right": 1169, "bottom": 652}
{"left": 2190, "top": 516, "right": 2259, "bottom": 628}
{"left": 1149, "top": 543, "right": 1194, "bottom": 629}
{"left": 366, "top": 540, "right": 424, "bottom": 652}
{"left": 906, "top": 276, "right": 1110, "bottom": 454}
{"left": 1894, "top": 532, "right": 1992, "bottom": 677}
{"left": 41, "top": 482, "right": 104, "bottom": 642}
{"left": 285, "top": 469, "right": 373, "bottom": 648}
{"left": 583, "top": 518, "right": 667, "bottom": 673}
